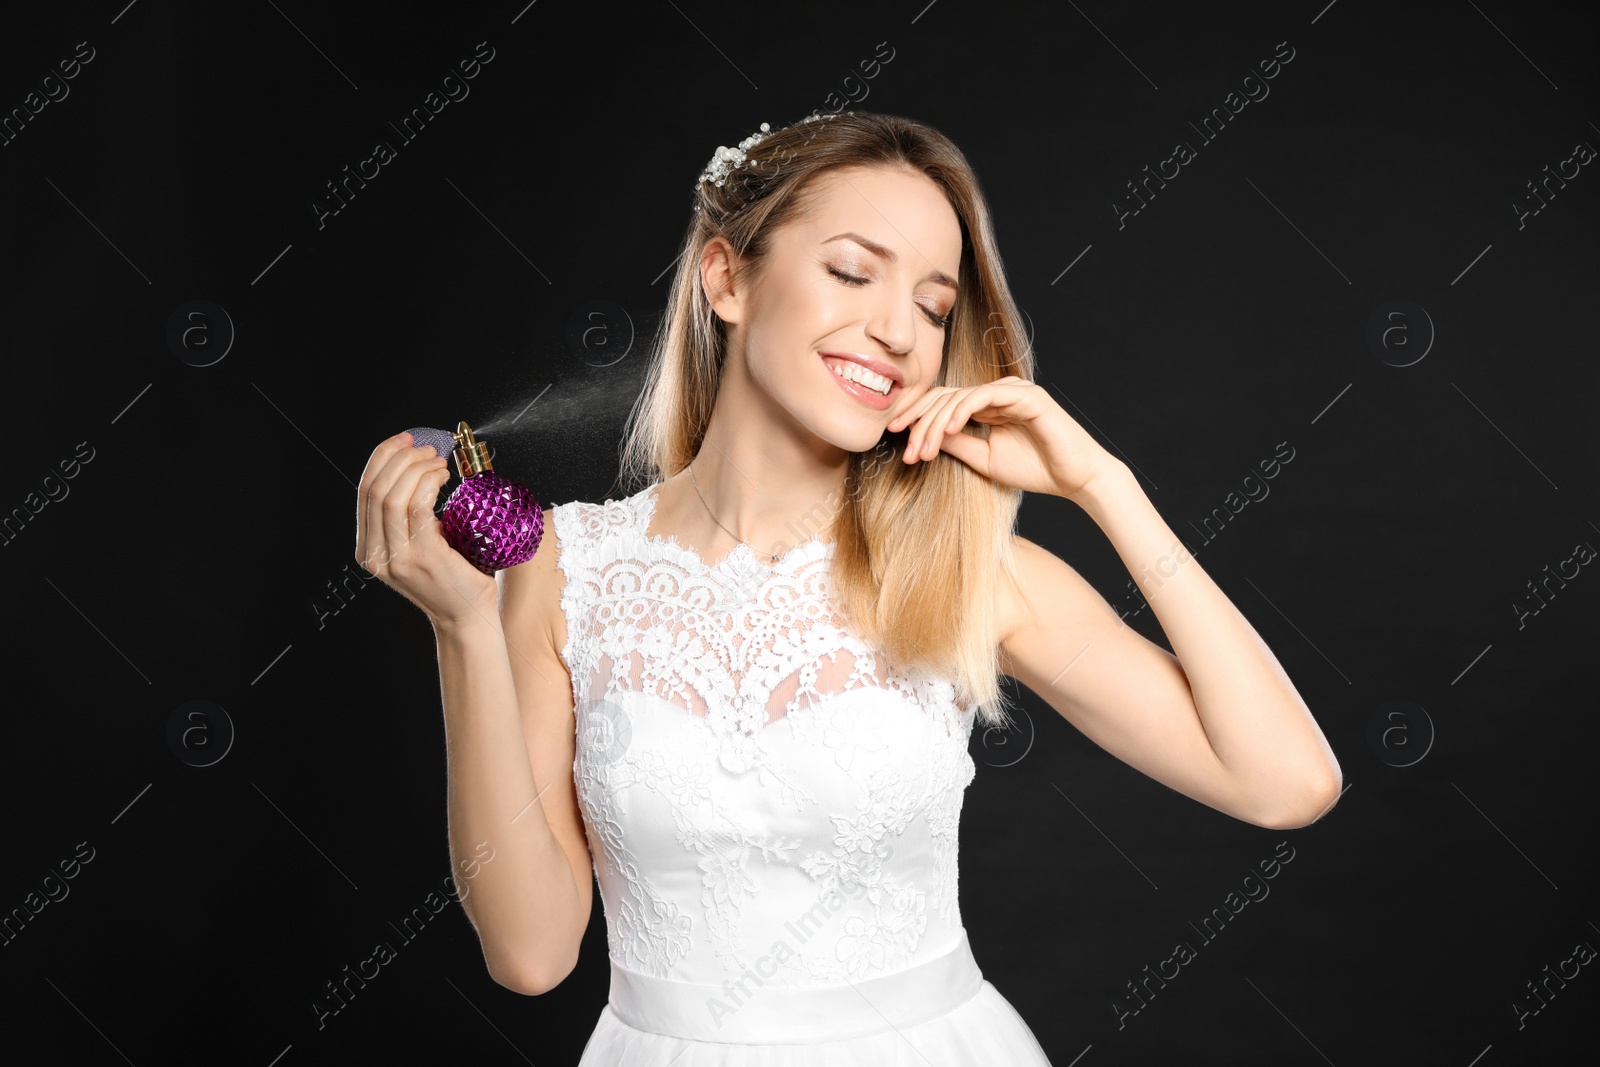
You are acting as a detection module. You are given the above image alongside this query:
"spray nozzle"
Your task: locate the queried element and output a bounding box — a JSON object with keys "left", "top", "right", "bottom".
{"left": 404, "top": 422, "right": 492, "bottom": 479}
{"left": 452, "top": 421, "right": 494, "bottom": 477}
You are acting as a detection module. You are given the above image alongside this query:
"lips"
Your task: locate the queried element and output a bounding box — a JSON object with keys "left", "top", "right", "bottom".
{"left": 820, "top": 352, "right": 898, "bottom": 411}
{"left": 818, "top": 351, "right": 902, "bottom": 385}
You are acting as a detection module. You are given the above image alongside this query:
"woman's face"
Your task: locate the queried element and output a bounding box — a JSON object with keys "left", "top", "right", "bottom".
{"left": 713, "top": 164, "right": 964, "bottom": 454}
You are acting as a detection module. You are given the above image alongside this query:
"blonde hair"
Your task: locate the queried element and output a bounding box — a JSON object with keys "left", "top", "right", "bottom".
{"left": 616, "top": 111, "right": 1033, "bottom": 730}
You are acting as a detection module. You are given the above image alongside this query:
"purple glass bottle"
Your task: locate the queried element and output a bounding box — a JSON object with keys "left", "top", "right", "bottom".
{"left": 432, "top": 421, "right": 543, "bottom": 574}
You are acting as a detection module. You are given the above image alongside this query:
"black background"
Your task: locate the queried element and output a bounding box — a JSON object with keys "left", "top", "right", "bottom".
{"left": 1, "top": 1, "right": 1596, "bottom": 1064}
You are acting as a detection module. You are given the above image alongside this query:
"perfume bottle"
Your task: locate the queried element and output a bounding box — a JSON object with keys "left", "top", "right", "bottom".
{"left": 407, "top": 421, "right": 543, "bottom": 575}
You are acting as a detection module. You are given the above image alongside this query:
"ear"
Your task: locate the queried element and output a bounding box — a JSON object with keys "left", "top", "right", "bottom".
{"left": 699, "top": 236, "right": 748, "bottom": 326}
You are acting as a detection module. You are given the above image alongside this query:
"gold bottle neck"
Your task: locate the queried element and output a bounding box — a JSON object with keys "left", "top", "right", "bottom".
{"left": 452, "top": 421, "right": 494, "bottom": 478}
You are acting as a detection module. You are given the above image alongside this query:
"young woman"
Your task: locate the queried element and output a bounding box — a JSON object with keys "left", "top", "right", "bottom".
{"left": 356, "top": 110, "right": 1342, "bottom": 1065}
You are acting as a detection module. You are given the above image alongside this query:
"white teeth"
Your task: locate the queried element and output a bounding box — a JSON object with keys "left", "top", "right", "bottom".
{"left": 828, "top": 359, "right": 892, "bottom": 395}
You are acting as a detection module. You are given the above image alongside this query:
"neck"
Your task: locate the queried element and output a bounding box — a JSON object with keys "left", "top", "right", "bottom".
{"left": 663, "top": 358, "right": 851, "bottom": 563}
{"left": 681, "top": 441, "right": 846, "bottom": 561}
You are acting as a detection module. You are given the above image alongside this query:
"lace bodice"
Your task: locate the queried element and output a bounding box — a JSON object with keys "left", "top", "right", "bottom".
{"left": 549, "top": 481, "right": 979, "bottom": 990}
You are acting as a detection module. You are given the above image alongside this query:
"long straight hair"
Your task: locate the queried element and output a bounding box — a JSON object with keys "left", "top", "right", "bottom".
{"left": 617, "top": 110, "right": 1033, "bottom": 729}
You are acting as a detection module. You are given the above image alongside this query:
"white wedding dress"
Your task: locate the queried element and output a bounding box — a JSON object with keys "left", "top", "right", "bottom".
{"left": 548, "top": 481, "right": 1054, "bottom": 1065}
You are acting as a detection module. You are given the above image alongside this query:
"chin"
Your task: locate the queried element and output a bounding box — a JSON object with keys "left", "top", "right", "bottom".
{"left": 808, "top": 401, "right": 889, "bottom": 454}
{"left": 767, "top": 373, "right": 897, "bottom": 456}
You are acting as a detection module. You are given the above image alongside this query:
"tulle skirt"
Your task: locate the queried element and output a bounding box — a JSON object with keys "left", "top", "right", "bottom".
{"left": 576, "top": 930, "right": 1054, "bottom": 1065}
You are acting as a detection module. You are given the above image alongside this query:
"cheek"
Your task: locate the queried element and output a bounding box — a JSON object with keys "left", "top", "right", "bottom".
{"left": 919, "top": 341, "right": 946, "bottom": 387}
{"left": 749, "top": 281, "right": 807, "bottom": 349}
{"left": 749, "top": 289, "right": 835, "bottom": 385}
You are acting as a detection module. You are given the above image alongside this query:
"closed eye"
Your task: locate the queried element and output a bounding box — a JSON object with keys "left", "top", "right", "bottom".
{"left": 828, "top": 266, "right": 951, "bottom": 329}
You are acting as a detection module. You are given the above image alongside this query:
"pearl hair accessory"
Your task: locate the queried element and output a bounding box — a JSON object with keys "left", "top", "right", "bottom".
{"left": 697, "top": 122, "right": 770, "bottom": 188}
{"left": 695, "top": 111, "right": 842, "bottom": 188}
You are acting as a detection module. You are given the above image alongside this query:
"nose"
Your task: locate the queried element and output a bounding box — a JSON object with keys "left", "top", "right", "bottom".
{"left": 865, "top": 286, "right": 917, "bottom": 357}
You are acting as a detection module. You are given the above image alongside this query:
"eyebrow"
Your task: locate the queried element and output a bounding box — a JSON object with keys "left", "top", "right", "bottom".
{"left": 822, "top": 232, "right": 959, "bottom": 291}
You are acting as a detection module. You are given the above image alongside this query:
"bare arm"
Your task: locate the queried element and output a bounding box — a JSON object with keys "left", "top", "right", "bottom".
{"left": 1000, "top": 462, "right": 1342, "bottom": 829}
{"left": 886, "top": 377, "right": 1340, "bottom": 828}
{"left": 434, "top": 522, "right": 592, "bottom": 994}
{"left": 355, "top": 432, "right": 592, "bottom": 993}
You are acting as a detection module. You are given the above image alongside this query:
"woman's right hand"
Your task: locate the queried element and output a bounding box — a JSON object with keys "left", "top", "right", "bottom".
{"left": 355, "top": 431, "right": 498, "bottom": 628}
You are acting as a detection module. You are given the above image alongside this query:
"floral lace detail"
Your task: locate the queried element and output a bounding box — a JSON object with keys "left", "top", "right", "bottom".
{"left": 551, "top": 482, "right": 978, "bottom": 986}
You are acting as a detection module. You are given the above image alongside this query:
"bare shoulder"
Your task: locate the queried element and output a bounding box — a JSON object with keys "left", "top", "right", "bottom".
{"left": 495, "top": 505, "right": 572, "bottom": 674}
{"left": 996, "top": 534, "right": 1114, "bottom": 668}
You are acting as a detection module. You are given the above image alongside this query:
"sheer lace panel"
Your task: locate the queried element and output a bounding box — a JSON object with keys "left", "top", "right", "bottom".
{"left": 591, "top": 631, "right": 883, "bottom": 725}
{"left": 554, "top": 483, "right": 960, "bottom": 737}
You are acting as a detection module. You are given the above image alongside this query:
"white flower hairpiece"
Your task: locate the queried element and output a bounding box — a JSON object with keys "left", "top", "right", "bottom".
{"left": 697, "top": 122, "right": 770, "bottom": 188}
{"left": 695, "top": 112, "right": 842, "bottom": 188}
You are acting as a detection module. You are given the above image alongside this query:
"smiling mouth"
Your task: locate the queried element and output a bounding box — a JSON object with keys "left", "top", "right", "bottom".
{"left": 820, "top": 354, "right": 898, "bottom": 396}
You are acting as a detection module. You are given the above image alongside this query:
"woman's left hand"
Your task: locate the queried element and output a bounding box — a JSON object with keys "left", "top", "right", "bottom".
{"left": 885, "top": 376, "right": 1123, "bottom": 503}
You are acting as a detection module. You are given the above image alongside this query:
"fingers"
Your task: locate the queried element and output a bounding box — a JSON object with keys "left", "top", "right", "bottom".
{"left": 887, "top": 388, "right": 945, "bottom": 434}
{"left": 407, "top": 462, "right": 453, "bottom": 547}
{"left": 911, "top": 393, "right": 963, "bottom": 461}
{"left": 367, "top": 443, "right": 422, "bottom": 573}
{"left": 903, "top": 380, "right": 1033, "bottom": 462}
{"left": 359, "top": 433, "right": 446, "bottom": 575}
{"left": 357, "top": 431, "right": 417, "bottom": 572}
{"left": 903, "top": 402, "right": 932, "bottom": 461}
{"left": 378, "top": 446, "right": 448, "bottom": 571}
{"left": 901, "top": 390, "right": 956, "bottom": 462}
